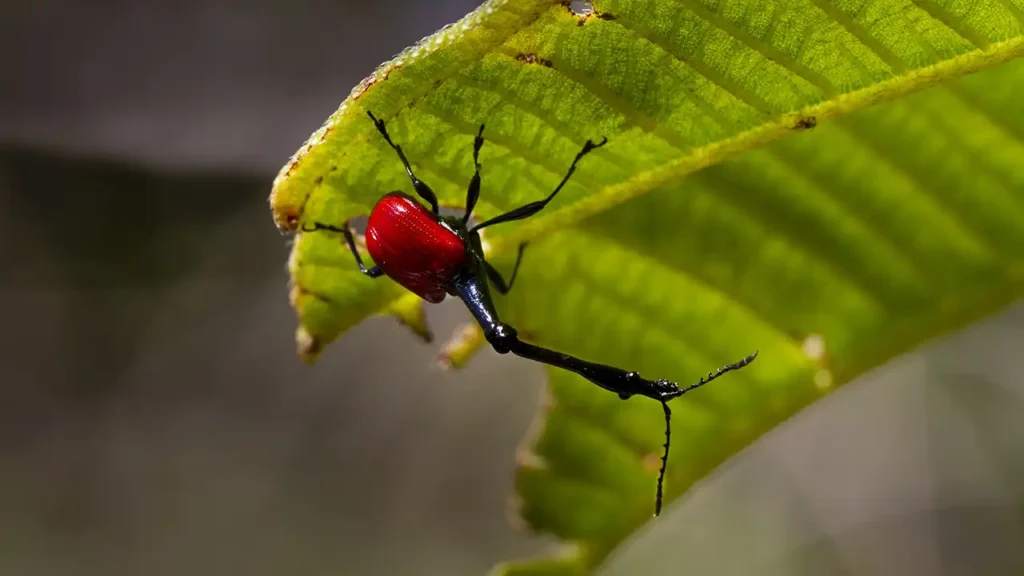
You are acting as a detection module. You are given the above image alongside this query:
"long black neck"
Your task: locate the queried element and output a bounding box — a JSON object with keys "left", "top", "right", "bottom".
{"left": 451, "top": 268, "right": 500, "bottom": 338}
{"left": 450, "top": 269, "right": 658, "bottom": 399}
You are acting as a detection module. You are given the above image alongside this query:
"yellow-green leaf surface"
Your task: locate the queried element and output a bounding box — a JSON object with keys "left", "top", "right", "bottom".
{"left": 269, "top": 0, "right": 1024, "bottom": 572}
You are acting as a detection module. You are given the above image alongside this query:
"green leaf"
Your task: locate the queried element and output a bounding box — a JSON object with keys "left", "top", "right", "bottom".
{"left": 269, "top": 0, "right": 1024, "bottom": 572}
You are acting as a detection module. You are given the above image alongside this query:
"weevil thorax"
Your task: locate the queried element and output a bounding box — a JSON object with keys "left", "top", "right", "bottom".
{"left": 363, "top": 192, "right": 468, "bottom": 303}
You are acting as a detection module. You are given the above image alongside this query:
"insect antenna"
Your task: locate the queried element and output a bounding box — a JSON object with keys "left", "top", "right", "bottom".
{"left": 656, "top": 400, "right": 672, "bottom": 516}
{"left": 653, "top": 351, "right": 758, "bottom": 515}
{"left": 663, "top": 352, "right": 759, "bottom": 401}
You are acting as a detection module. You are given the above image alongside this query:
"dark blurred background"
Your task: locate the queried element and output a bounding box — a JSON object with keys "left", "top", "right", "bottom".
{"left": 1, "top": 1, "right": 1021, "bottom": 575}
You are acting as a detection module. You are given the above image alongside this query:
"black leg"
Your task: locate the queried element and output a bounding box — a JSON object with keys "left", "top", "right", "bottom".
{"left": 302, "top": 222, "right": 384, "bottom": 278}
{"left": 367, "top": 111, "right": 440, "bottom": 216}
{"left": 656, "top": 401, "right": 671, "bottom": 516}
{"left": 463, "top": 124, "right": 485, "bottom": 224}
{"left": 470, "top": 137, "right": 607, "bottom": 233}
{"left": 484, "top": 243, "right": 527, "bottom": 295}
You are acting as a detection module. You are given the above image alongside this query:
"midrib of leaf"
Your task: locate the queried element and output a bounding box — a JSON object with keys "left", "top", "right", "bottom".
{"left": 484, "top": 34, "right": 1024, "bottom": 255}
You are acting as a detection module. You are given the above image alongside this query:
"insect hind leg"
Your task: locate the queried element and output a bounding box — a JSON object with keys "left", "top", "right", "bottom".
{"left": 484, "top": 243, "right": 527, "bottom": 295}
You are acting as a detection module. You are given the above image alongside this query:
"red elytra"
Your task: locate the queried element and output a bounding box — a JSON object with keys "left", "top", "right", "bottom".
{"left": 364, "top": 192, "right": 467, "bottom": 303}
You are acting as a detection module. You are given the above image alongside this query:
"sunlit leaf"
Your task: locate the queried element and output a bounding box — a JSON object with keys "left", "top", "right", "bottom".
{"left": 269, "top": 0, "right": 1024, "bottom": 572}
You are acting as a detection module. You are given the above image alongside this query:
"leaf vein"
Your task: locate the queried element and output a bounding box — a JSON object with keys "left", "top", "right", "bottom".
{"left": 415, "top": 100, "right": 607, "bottom": 190}
{"left": 906, "top": 0, "right": 991, "bottom": 48}
{"left": 452, "top": 67, "right": 638, "bottom": 173}
{"left": 562, "top": 258, "right": 775, "bottom": 395}
{"left": 762, "top": 147, "right": 933, "bottom": 295}
{"left": 691, "top": 170, "right": 890, "bottom": 309}
{"left": 494, "top": 46, "right": 692, "bottom": 151}
{"left": 945, "top": 84, "right": 1024, "bottom": 147}
{"left": 609, "top": 12, "right": 777, "bottom": 114}
{"left": 832, "top": 118, "right": 1000, "bottom": 257}
{"left": 671, "top": 0, "right": 840, "bottom": 95}
{"left": 992, "top": 0, "right": 1024, "bottom": 26}
{"left": 917, "top": 95, "right": 1024, "bottom": 210}
{"left": 576, "top": 225, "right": 830, "bottom": 354}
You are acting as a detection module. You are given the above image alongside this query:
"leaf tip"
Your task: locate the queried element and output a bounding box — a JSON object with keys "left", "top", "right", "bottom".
{"left": 269, "top": 176, "right": 303, "bottom": 233}
{"left": 385, "top": 293, "right": 434, "bottom": 344}
{"left": 296, "top": 327, "right": 323, "bottom": 364}
{"left": 437, "top": 322, "right": 486, "bottom": 370}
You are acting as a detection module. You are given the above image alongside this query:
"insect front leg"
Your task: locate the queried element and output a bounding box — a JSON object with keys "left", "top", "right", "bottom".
{"left": 367, "top": 111, "right": 440, "bottom": 216}
{"left": 463, "top": 124, "right": 485, "bottom": 224}
{"left": 301, "top": 222, "right": 383, "bottom": 278}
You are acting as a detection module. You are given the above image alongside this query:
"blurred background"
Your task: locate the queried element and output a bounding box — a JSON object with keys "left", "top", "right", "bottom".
{"left": 1, "top": 1, "right": 1021, "bottom": 575}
